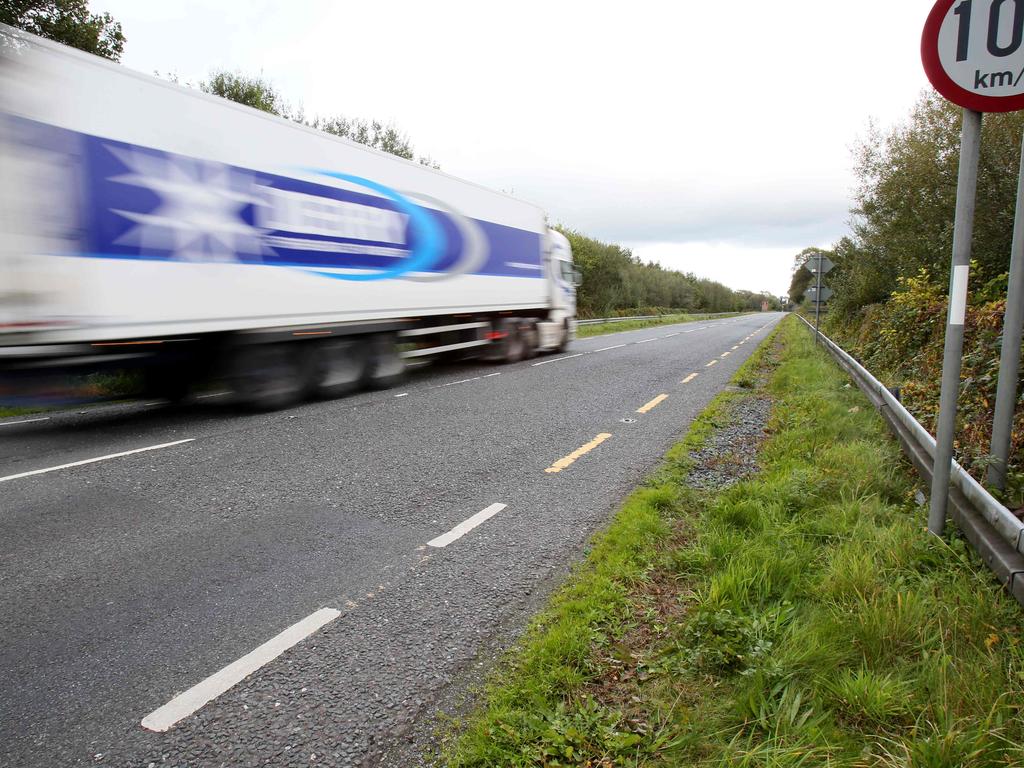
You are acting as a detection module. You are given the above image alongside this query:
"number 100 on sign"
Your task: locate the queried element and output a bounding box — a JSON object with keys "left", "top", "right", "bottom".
{"left": 923, "top": 0, "right": 1024, "bottom": 112}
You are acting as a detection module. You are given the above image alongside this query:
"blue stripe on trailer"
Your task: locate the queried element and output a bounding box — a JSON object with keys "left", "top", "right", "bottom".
{"left": 12, "top": 118, "right": 544, "bottom": 281}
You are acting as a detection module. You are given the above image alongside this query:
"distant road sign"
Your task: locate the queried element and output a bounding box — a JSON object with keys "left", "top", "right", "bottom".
{"left": 923, "top": 0, "right": 1024, "bottom": 112}
{"left": 809, "top": 255, "right": 834, "bottom": 274}
{"left": 808, "top": 286, "right": 833, "bottom": 302}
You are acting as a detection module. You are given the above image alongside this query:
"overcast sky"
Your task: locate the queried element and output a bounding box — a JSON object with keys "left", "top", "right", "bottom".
{"left": 91, "top": 0, "right": 937, "bottom": 295}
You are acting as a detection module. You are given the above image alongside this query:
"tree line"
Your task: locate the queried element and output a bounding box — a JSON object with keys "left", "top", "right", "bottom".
{"left": 561, "top": 228, "right": 779, "bottom": 317}
{"left": 196, "top": 71, "right": 439, "bottom": 168}
{"left": 6, "top": 0, "right": 780, "bottom": 318}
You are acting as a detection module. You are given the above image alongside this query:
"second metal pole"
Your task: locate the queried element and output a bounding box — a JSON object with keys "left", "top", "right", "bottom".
{"left": 930, "top": 109, "right": 983, "bottom": 536}
{"left": 814, "top": 253, "right": 822, "bottom": 344}
{"left": 988, "top": 130, "right": 1024, "bottom": 492}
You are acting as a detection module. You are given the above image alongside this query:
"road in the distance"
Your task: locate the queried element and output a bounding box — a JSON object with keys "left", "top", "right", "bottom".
{"left": 0, "top": 312, "right": 783, "bottom": 767}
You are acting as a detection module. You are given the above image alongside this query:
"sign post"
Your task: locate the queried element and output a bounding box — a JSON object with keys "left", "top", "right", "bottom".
{"left": 988, "top": 133, "right": 1024, "bottom": 491}
{"left": 808, "top": 253, "right": 833, "bottom": 345}
{"left": 814, "top": 255, "right": 822, "bottom": 344}
{"left": 921, "top": 0, "right": 1024, "bottom": 533}
{"left": 928, "top": 110, "right": 982, "bottom": 535}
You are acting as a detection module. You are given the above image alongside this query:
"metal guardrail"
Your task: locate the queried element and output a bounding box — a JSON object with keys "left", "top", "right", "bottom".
{"left": 797, "top": 315, "right": 1024, "bottom": 605}
{"left": 576, "top": 312, "right": 738, "bottom": 326}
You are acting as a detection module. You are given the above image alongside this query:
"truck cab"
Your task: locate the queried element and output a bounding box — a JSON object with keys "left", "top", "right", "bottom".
{"left": 543, "top": 228, "right": 579, "bottom": 350}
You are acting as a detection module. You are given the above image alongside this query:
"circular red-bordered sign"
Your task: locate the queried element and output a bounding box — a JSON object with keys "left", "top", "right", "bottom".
{"left": 923, "top": 0, "right": 1024, "bottom": 113}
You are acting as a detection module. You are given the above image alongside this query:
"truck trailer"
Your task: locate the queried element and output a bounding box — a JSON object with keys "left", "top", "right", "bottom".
{"left": 0, "top": 26, "right": 579, "bottom": 410}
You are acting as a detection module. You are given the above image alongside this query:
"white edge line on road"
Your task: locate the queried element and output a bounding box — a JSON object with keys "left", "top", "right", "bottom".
{"left": 444, "top": 376, "right": 481, "bottom": 387}
{"left": 394, "top": 392, "right": 409, "bottom": 398}
{"left": 427, "top": 503, "right": 507, "bottom": 548}
{"left": 0, "top": 416, "right": 51, "bottom": 427}
{"left": 140, "top": 607, "right": 341, "bottom": 733}
{"left": 196, "top": 391, "right": 230, "bottom": 400}
{"left": 594, "top": 344, "right": 626, "bottom": 352}
{"left": 663, "top": 332, "right": 680, "bottom": 338}
{"left": 533, "top": 353, "right": 584, "bottom": 366}
{"left": 636, "top": 338, "right": 658, "bottom": 344}
{"left": 484, "top": 372, "right": 502, "bottom": 377}
{"left": 0, "top": 439, "right": 195, "bottom": 483}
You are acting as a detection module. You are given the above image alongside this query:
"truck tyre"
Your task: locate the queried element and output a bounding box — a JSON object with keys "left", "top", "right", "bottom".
{"left": 310, "top": 339, "right": 368, "bottom": 399}
{"left": 364, "top": 333, "right": 405, "bottom": 389}
{"left": 228, "top": 343, "right": 303, "bottom": 411}
{"left": 143, "top": 366, "right": 191, "bottom": 405}
{"left": 522, "top": 323, "right": 539, "bottom": 359}
{"left": 554, "top": 319, "right": 571, "bottom": 353}
{"left": 504, "top": 325, "right": 526, "bottom": 364}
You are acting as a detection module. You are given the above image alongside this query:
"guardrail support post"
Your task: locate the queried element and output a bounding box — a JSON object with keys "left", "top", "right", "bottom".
{"left": 930, "top": 109, "right": 982, "bottom": 536}
{"left": 988, "top": 130, "right": 1024, "bottom": 492}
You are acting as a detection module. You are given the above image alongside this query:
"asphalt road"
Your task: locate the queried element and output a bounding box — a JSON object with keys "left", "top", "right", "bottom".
{"left": 0, "top": 312, "right": 784, "bottom": 767}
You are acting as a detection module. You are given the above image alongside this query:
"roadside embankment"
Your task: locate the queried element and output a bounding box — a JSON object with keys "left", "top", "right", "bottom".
{"left": 442, "top": 315, "right": 1024, "bottom": 767}
{"left": 821, "top": 274, "right": 1023, "bottom": 508}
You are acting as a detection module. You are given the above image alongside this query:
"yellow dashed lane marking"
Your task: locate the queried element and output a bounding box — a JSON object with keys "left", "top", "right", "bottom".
{"left": 681, "top": 373, "right": 699, "bottom": 384}
{"left": 637, "top": 394, "right": 668, "bottom": 414}
{"left": 706, "top": 360, "right": 718, "bottom": 367}
{"left": 545, "top": 433, "right": 612, "bottom": 474}
{"left": 720, "top": 351, "right": 731, "bottom": 358}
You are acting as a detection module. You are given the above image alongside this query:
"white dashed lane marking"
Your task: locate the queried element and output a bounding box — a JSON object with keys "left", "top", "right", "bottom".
{"left": 140, "top": 607, "right": 342, "bottom": 732}
{"left": 427, "top": 503, "right": 508, "bottom": 548}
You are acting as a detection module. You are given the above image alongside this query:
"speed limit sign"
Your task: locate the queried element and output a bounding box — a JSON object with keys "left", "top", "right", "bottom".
{"left": 923, "top": 0, "right": 1024, "bottom": 112}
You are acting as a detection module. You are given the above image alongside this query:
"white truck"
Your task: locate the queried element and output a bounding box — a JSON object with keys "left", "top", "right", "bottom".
{"left": 0, "top": 26, "right": 579, "bottom": 409}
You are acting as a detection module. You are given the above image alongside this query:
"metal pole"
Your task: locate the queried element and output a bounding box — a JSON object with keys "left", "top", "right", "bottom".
{"left": 930, "top": 109, "right": 983, "bottom": 535}
{"left": 814, "top": 253, "right": 822, "bottom": 344}
{"left": 988, "top": 130, "right": 1024, "bottom": 491}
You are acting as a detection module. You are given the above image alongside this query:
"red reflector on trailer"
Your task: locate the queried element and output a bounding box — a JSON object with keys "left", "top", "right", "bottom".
{"left": 485, "top": 331, "right": 507, "bottom": 340}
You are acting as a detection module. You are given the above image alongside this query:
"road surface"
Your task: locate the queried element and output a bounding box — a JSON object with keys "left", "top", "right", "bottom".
{"left": 0, "top": 312, "right": 783, "bottom": 767}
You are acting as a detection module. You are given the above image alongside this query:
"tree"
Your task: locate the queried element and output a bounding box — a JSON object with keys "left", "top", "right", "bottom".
{"left": 200, "top": 71, "right": 284, "bottom": 116}
{"left": 309, "top": 116, "right": 415, "bottom": 160}
{"left": 842, "top": 93, "right": 1024, "bottom": 313}
{"left": 794, "top": 93, "right": 1024, "bottom": 322}
{"left": 788, "top": 247, "right": 821, "bottom": 305}
{"left": 552, "top": 227, "right": 768, "bottom": 317}
{"left": 199, "top": 69, "right": 437, "bottom": 166}
{"left": 1, "top": 0, "right": 124, "bottom": 60}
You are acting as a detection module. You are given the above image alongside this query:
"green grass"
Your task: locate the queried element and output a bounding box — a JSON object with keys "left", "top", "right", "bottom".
{"left": 0, "top": 406, "right": 44, "bottom": 418}
{"left": 441, "top": 315, "right": 1024, "bottom": 767}
{"left": 0, "top": 370, "right": 142, "bottom": 419}
{"left": 576, "top": 312, "right": 750, "bottom": 339}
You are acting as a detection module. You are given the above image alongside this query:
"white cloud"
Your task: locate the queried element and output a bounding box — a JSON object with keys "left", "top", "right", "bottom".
{"left": 92, "top": 0, "right": 937, "bottom": 293}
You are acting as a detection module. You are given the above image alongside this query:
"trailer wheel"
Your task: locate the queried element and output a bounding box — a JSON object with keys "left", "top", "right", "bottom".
{"left": 364, "top": 333, "right": 406, "bottom": 389}
{"left": 309, "top": 339, "right": 368, "bottom": 398}
{"left": 143, "top": 366, "right": 191, "bottom": 405}
{"left": 228, "top": 343, "right": 303, "bottom": 411}
{"left": 504, "top": 325, "right": 526, "bottom": 364}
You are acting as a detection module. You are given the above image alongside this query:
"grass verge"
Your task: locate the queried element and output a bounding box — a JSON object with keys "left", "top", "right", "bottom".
{"left": 576, "top": 312, "right": 749, "bottom": 339}
{"left": 441, "top": 315, "right": 1024, "bottom": 767}
{"left": 0, "top": 406, "right": 43, "bottom": 418}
